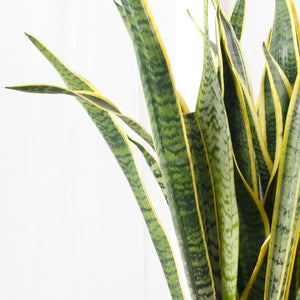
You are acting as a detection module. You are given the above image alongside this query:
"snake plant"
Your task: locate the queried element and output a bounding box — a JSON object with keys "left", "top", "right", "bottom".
{"left": 6, "top": 0, "right": 300, "bottom": 299}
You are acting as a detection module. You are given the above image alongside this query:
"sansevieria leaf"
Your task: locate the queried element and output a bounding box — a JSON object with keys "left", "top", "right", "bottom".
{"left": 184, "top": 112, "right": 222, "bottom": 299}
{"left": 120, "top": 0, "right": 215, "bottom": 298}
{"left": 220, "top": 38, "right": 270, "bottom": 295}
{"left": 269, "top": 0, "right": 300, "bottom": 86}
{"left": 218, "top": 9, "right": 273, "bottom": 198}
{"left": 196, "top": 1, "right": 239, "bottom": 299}
{"left": 265, "top": 74, "right": 300, "bottom": 299}
{"left": 229, "top": 0, "right": 246, "bottom": 41}
{"left": 7, "top": 83, "right": 168, "bottom": 203}
{"left": 8, "top": 35, "right": 186, "bottom": 300}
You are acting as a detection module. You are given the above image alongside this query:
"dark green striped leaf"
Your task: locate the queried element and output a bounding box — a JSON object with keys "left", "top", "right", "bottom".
{"left": 128, "top": 137, "right": 168, "bottom": 202}
{"left": 241, "top": 236, "right": 270, "bottom": 299}
{"left": 196, "top": 1, "right": 239, "bottom": 298}
{"left": 10, "top": 34, "right": 186, "bottom": 300}
{"left": 269, "top": 0, "right": 300, "bottom": 86}
{"left": 220, "top": 39, "right": 270, "bottom": 295}
{"left": 265, "top": 74, "right": 300, "bottom": 299}
{"left": 7, "top": 83, "right": 155, "bottom": 150}
{"left": 184, "top": 112, "right": 222, "bottom": 299}
{"left": 187, "top": 10, "right": 218, "bottom": 57}
{"left": 7, "top": 83, "right": 168, "bottom": 204}
{"left": 229, "top": 0, "right": 246, "bottom": 41}
{"left": 219, "top": 9, "right": 273, "bottom": 198}
{"left": 219, "top": 12, "right": 253, "bottom": 99}
{"left": 120, "top": 0, "right": 215, "bottom": 298}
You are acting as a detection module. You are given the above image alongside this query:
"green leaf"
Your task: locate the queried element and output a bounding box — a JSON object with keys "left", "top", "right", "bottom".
{"left": 128, "top": 137, "right": 168, "bottom": 203}
{"left": 265, "top": 74, "right": 300, "bottom": 299}
{"left": 262, "top": 43, "right": 290, "bottom": 161}
{"left": 184, "top": 112, "right": 222, "bottom": 299}
{"left": 11, "top": 34, "right": 186, "bottom": 300}
{"left": 218, "top": 9, "right": 273, "bottom": 198}
{"left": 269, "top": 0, "right": 300, "bottom": 86}
{"left": 7, "top": 83, "right": 155, "bottom": 150}
{"left": 120, "top": 0, "right": 215, "bottom": 298}
{"left": 261, "top": 43, "right": 292, "bottom": 215}
{"left": 241, "top": 235, "right": 270, "bottom": 299}
{"left": 229, "top": 0, "right": 246, "bottom": 41}
{"left": 220, "top": 39, "right": 270, "bottom": 294}
{"left": 187, "top": 10, "right": 218, "bottom": 57}
{"left": 219, "top": 12, "right": 253, "bottom": 99}
{"left": 7, "top": 83, "right": 168, "bottom": 204}
{"left": 196, "top": 2, "right": 239, "bottom": 299}
{"left": 297, "top": 288, "right": 300, "bottom": 300}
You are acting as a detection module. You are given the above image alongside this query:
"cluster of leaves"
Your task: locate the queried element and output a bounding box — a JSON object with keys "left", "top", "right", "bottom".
{"left": 7, "top": 0, "right": 300, "bottom": 299}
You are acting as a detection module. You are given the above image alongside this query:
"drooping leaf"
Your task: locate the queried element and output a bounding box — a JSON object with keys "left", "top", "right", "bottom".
{"left": 265, "top": 74, "right": 300, "bottom": 299}
{"left": 8, "top": 83, "right": 155, "bottom": 150}
{"left": 10, "top": 34, "right": 186, "bottom": 300}
{"left": 196, "top": 2, "right": 239, "bottom": 298}
{"left": 120, "top": 0, "right": 216, "bottom": 298}
{"left": 7, "top": 83, "right": 168, "bottom": 204}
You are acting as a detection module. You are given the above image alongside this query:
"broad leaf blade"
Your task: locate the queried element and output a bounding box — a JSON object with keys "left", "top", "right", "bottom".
{"left": 265, "top": 75, "right": 300, "bottom": 299}
{"left": 121, "top": 0, "right": 216, "bottom": 298}
{"left": 196, "top": 2, "right": 239, "bottom": 298}
{"left": 184, "top": 112, "right": 222, "bottom": 299}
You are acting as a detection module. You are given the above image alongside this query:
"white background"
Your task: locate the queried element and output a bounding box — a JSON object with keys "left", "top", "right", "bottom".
{"left": 0, "top": 0, "right": 297, "bottom": 299}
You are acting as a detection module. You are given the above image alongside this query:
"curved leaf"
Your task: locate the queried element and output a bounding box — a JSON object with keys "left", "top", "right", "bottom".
{"left": 11, "top": 34, "right": 186, "bottom": 300}
{"left": 241, "top": 235, "right": 270, "bottom": 299}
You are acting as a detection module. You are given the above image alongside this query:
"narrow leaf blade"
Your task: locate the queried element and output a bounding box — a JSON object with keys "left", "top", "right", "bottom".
{"left": 196, "top": 2, "right": 239, "bottom": 298}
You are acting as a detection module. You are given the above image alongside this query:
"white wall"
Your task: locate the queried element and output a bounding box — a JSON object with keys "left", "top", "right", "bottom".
{"left": 0, "top": 0, "right": 299, "bottom": 299}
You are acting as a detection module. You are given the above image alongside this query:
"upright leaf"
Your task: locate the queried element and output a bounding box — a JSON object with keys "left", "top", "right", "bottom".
{"left": 184, "top": 112, "right": 222, "bottom": 299}
{"left": 196, "top": 1, "right": 239, "bottom": 299}
{"left": 219, "top": 10, "right": 273, "bottom": 198}
{"left": 120, "top": 0, "right": 215, "bottom": 298}
{"left": 220, "top": 40, "right": 270, "bottom": 294}
{"left": 269, "top": 0, "right": 300, "bottom": 86}
{"left": 229, "top": 0, "right": 246, "bottom": 41}
{"left": 265, "top": 74, "right": 300, "bottom": 299}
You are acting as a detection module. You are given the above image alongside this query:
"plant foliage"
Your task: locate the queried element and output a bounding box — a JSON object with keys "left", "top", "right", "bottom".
{"left": 7, "top": 0, "right": 300, "bottom": 299}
